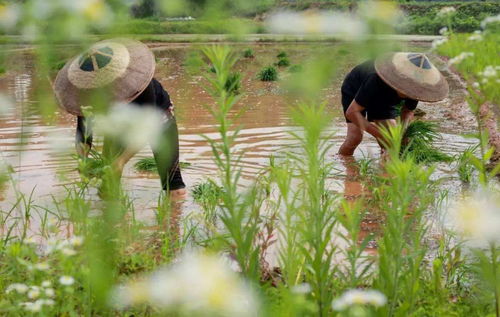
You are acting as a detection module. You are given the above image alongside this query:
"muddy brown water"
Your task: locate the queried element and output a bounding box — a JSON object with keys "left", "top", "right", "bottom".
{"left": 0, "top": 42, "right": 477, "bottom": 257}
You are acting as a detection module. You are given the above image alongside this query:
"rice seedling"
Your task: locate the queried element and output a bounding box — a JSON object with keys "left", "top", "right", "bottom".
{"left": 275, "top": 57, "right": 291, "bottom": 67}
{"left": 243, "top": 48, "right": 254, "bottom": 58}
{"left": 224, "top": 72, "right": 242, "bottom": 95}
{"left": 134, "top": 156, "right": 156, "bottom": 172}
{"left": 258, "top": 66, "right": 278, "bottom": 81}
{"left": 401, "top": 120, "right": 453, "bottom": 163}
{"left": 277, "top": 51, "right": 288, "bottom": 59}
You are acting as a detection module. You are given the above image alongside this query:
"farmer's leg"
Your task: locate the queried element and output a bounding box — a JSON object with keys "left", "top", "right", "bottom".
{"left": 338, "top": 123, "right": 364, "bottom": 156}
{"left": 152, "top": 117, "right": 186, "bottom": 199}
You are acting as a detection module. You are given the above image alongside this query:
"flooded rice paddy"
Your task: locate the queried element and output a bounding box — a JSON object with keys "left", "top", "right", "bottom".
{"left": 0, "top": 42, "right": 477, "bottom": 254}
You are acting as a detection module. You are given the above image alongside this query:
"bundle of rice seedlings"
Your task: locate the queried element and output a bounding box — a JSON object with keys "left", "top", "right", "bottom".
{"left": 134, "top": 157, "right": 157, "bottom": 172}
{"left": 258, "top": 66, "right": 278, "bottom": 81}
{"left": 135, "top": 157, "right": 191, "bottom": 172}
{"left": 401, "top": 120, "right": 453, "bottom": 164}
{"left": 243, "top": 48, "right": 254, "bottom": 58}
{"left": 275, "top": 57, "right": 290, "bottom": 67}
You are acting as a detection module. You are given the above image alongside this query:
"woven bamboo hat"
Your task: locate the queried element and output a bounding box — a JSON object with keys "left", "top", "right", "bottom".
{"left": 54, "top": 38, "right": 155, "bottom": 116}
{"left": 374, "top": 52, "right": 449, "bottom": 102}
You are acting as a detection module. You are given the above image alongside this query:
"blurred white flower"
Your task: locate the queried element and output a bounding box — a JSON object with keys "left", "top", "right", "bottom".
{"left": 468, "top": 31, "right": 483, "bottom": 41}
{"left": 20, "top": 301, "right": 43, "bottom": 312}
{"left": 34, "top": 262, "right": 50, "bottom": 271}
{"left": 41, "top": 281, "right": 52, "bottom": 288}
{"left": 59, "top": 276, "right": 75, "bottom": 286}
{"left": 28, "top": 288, "right": 41, "bottom": 299}
{"left": 472, "top": 82, "right": 480, "bottom": 89}
{"left": 46, "top": 129, "right": 73, "bottom": 154}
{"left": 6, "top": 283, "right": 29, "bottom": 294}
{"left": 69, "top": 235, "right": 84, "bottom": 247}
{"left": 291, "top": 283, "right": 312, "bottom": 294}
{"left": 437, "top": 6, "right": 456, "bottom": 17}
{"left": 61, "top": 248, "right": 77, "bottom": 256}
{"left": 266, "top": 11, "right": 367, "bottom": 40}
{"left": 332, "top": 289, "right": 387, "bottom": 311}
{"left": 38, "top": 298, "right": 55, "bottom": 306}
{"left": 431, "top": 38, "right": 448, "bottom": 50}
{"left": 111, "top": 252, "right": 259, "bottom": 316}
{"left": 451, "top": 189, "right": 500, "bottom": 246}
{"left": 94, "top": 103, "right": 165, "bottom": 152}
{"left": 0, "top": 3, "right": 20, "bottom": 30}
{"left": 44, "top": 288, "right": 55, "bottom": 298}
{"left": 0, "top": 93, "right": 14, "bottom": 117}
{"left": 439, "top": 27, "right": 448, "bottom": 35}
{"left": 447, "top": 52, "right": 474, "bottom": 66}
{"left": 481, "top": 14, "right": 500, "bottom": 29}
{"left": 479, "top": 65, "right": 498, "bottom": 78}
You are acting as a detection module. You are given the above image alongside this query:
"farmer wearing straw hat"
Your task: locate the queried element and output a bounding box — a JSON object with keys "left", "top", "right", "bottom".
{"left": 53, "top": 38, "right": 186, "bottom": 196}
{"left": 338, "top": 52, "right": 449, "bottom": 156}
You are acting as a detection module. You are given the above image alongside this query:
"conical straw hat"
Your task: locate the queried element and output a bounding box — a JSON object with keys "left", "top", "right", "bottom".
{"left": 374, "top": 52, "right": 449, "bottom": 102}
{"left": 54, "top": 38, "right": 155, "bottom": 116}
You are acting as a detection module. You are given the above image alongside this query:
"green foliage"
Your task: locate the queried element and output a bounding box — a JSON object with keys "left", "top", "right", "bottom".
{"left": 258, "top": 66, "right": 278, "bottom": 81}
{"left": 398, "top": 2, "right": 500, "bottom": 34}
{"left": 242, "top": 48, "right": 254, "bottom": 58}
{"left": 224, "top": 72, "right": 242, "bottom": 95}
{"left": 457, "top": 146, "right": 476, "bottom": 183}
{"left": 276, "top": 51, "right": 288, "bottom": 59}
{"left": 275, "top": 57, "right": 290, "bottom": 67}
{"left": 134, "top": 157, "right": 157, "bottom": 172}
{"left": 401, "top": 120, "right": 453, "bottom": 164}
{"left": 288, "top": 64, "right": 303, "bottom": 73}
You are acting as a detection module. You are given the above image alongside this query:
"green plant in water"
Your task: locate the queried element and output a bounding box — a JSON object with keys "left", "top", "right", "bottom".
{"left": 243, "top": 48, "right": 254, "bottom": 58}
{"left": 457, "top": 146, "right": 477, "bottom": 183}
{"left": 401, "top": 120, "right": 453, "bottom": 163}
{"left": 275, "top": 57, "right": 291, "bottom": 67}
{"left": 134, "top": 157, "right": 157, "bottom": 172}
{"left": 224, "top": 72, "right": 241, "bottom": 95}
{"left": 277, "top": 51, "right": 288, "bottom": 59}
{"left": 258, "top": 66, "right": 278, "bottom": 82}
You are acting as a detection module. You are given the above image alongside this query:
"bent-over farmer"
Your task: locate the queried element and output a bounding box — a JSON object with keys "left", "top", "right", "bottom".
{"left": 53, "top": 38, "right": 186, "bottom": 197}
{"left": 338, "top": 52, "right": 449, "bottom": 156}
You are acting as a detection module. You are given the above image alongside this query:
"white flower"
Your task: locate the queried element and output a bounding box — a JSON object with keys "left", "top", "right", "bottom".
{"left": 0, "top": 93, "right": 14, "bottom": 117}
{"left": 41, "top": 280, "right": 52, "bottom": 288}
{"left": 61, "top": 248, "right": 77, "bottom": 256}
{"left": 0, "top": 3, "right": 20, "bottom": 30}
{"left": 266, "top": 11, "right": 367, "bottom": 40}
{"left": 431, "top": 38, "right": 448, "bottom": 50}
{"left": 37, "top": 298, "right": 55, "bottom": 306}
{"left": 291, "top": 283, "right": 312, "bottom": 294}
{"left": 479, "top": 65, "right": 498, "bottom": 78}
{"left": 472, "top": 82, "right": 480, "bottom": 89}
{"left": 28, "top": 288, "right": 41, "bottom": 299}
{"left": 94, "top": 103, "right": 165, "bottom": 152}
{"left": 111, "top": 252, "right": 259, "bottom": 316}
{"left": 437, "top": 6, "right": 456, "bottom": 17}
{"left": 447, "top": 52, "right": 474, "bottom": 66}
{"left": 59, "top": 276, "right": 75, "bottom": 286}
{"left": 439, "top": 27, "right": 448, "bottom": 35}
{"left": 44, "top": 288, "right": 55, "bottom": 297}
{"left": 34, "top": 262, "right": 50, "bottom": 271}
{"left": 69, "top": 236, "right": 84, "bottom": 247}
{"left": 20, "top": 301, "right": 43, "bottom": 312}
{"left": 332, "top": 289, "right": 387, "bottom": 311}
{"left": 468, "top": 33, "right": 483, "bottom": 41}
{"left": 481, "top": 14, "right": 500, "bottom": 29}
{"left": 451, "top": 189, "right": 500, "bottom": 245}
{"left": 6, "top": 283, "right": 29, "bottom": 294}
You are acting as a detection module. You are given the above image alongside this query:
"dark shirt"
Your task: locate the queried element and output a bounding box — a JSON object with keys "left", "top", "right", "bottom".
{"left": 134, "top": 78, "right": 173, "bottom": 112}
{"left": 341, "top": 60, "right": 418, "bottom": 121}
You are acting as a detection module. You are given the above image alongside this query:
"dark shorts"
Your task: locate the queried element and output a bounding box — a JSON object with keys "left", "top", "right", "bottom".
{"left": 341, "top": 93, "right": 399, "bottom": 123}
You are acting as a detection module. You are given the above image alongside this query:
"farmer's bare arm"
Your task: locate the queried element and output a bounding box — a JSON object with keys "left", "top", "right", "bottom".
{"left": 345, "top": 100, "right": 383, "bottom": 140}
{"left": 401, "top": 105, "right": 415, "bottom": 126}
